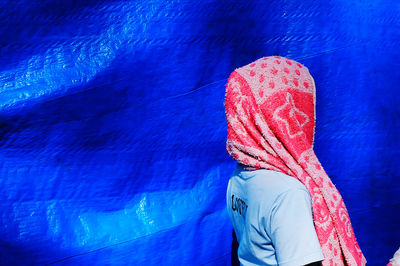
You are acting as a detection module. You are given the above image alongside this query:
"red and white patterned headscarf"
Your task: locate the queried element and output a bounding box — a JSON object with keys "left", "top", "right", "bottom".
{"left": 225, "top": 56, "right": 366, "bottom": 266}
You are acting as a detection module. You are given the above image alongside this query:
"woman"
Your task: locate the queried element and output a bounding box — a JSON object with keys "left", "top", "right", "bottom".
{"left": 225, "top": 56, "right": 366, "bottom": 266}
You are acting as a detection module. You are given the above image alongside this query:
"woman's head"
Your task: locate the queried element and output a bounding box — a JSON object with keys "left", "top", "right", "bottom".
{"left": 225, "top": 56, "right": 316, "bottom": 170}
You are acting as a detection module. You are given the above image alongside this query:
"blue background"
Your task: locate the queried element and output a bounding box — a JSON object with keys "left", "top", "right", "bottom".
{"left": 0, "top": 0, "right": 399, "bottom": 265}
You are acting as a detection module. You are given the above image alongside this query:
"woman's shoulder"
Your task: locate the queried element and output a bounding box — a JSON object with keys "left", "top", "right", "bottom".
{"left": 234, "top": 164, "right": 308, "bottom": 195}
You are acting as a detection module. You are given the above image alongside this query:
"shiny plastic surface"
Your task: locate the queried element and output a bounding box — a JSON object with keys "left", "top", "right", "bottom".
{"left": 0, "top": 0, "right": 399, "bottom": 265}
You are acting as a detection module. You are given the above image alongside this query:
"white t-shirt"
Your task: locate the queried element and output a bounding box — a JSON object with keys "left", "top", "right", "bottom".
{"left": 226, "top": 164, "right": 324, "bottom": 266}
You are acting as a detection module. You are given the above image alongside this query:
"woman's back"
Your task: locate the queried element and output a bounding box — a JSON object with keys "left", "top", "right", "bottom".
{"left": 227, "top": 164, "right": 323, "bottom": 266}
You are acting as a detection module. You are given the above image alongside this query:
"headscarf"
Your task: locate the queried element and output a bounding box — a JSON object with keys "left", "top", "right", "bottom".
{"left": 224, "top": 56, "right": 366, "bottom": 266}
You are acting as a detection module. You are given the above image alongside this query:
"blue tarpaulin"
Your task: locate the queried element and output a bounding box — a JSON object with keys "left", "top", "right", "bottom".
{"left": 0, "top": 0, "right": 399, "bottom": 265}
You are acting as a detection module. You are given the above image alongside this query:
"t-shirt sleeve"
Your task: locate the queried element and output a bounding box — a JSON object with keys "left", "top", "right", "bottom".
{"left": 268, "top": 188, "right": 324, "bottom": 266}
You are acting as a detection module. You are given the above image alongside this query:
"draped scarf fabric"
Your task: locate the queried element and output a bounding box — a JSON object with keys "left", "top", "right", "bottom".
{"left": 224, "top": 56, "right": 366, "bottom": 266}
